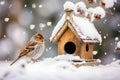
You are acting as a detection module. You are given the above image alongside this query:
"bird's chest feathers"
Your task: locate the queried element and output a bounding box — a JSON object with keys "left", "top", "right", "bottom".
{"left": 27, "top": 44, "right": 41, "bottom": 57}
{"left": 34, "top": 44, "right": 41, "bottom": 53}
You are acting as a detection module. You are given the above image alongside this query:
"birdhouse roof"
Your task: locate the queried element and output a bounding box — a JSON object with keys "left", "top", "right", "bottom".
{"left": 50, "top": 14, "right": 102, "bottom": 43}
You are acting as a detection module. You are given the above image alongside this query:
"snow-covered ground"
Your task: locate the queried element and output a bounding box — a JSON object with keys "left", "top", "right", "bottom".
{"left": 0, "top": 54, "right": 120, "bottom": 80}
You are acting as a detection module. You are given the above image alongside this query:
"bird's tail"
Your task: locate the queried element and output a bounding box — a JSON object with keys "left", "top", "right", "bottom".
{"left": 10, "top": 56, "right": 21, "bottom": 66}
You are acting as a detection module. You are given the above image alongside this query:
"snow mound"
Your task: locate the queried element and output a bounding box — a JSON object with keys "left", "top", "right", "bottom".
{"left": 0, "top": 55, "right": 120, "bottom": 80}
{"left": 54, "top": 54, "right": 81, "bottom": 61}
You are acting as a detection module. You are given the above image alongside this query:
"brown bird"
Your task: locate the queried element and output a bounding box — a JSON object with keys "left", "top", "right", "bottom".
{"left": 10, "top": 33, "right": 45, "bottom": 65}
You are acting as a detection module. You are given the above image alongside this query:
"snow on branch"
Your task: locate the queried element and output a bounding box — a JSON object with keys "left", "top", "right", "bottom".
{"left": 74, "top": 1, "right": 87, "bottom": 15}
{"left": 93, "top": 6, "right": 106, "bottom": 20}
{"left": 100, "top": 0, "right": 117, "bottom": 9}
{"left": 73, "top": 0, "right": 119, "bottom": 22}
{"left": 87, "top": 0, "right": 97, "bottom": 4}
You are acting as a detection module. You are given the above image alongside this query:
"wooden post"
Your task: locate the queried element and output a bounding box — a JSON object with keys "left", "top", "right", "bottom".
{"left": 64, "top": 10, "right": 73, "bottom": 20}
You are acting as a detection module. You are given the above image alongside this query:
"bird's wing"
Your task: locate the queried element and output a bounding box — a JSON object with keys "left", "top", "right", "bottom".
{"left": 26, "top": 41, "right": 37, "bottom": 46}
{"left": 19, "top": 41, "right": 37, "bottom": 57}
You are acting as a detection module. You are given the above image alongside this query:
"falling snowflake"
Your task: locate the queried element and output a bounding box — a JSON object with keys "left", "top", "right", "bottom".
{"left": 39, "top": 4, "right": 43, "bottom": 8}
{"left": 104, "top": 36, "right": 107, "bottom": 39}
{"left": 103, "top": 19, "right": 107, "bottom": 24}
{"left": 4, "top": 18, "right": 10, "bottom": 22}
{"left": 46, "top": 48, "right": 49, "bottom": 52}
{"left": 93, "top": 51, "right": 98, "bottom": 55}
{"left": 23, "top": 31, "right": 26, "bottom": 35}
{"left": 99, "top": 31, "right": 102, "bottom": 33}
{"left": 32, "top": 3, "right": 36, "bottom": 8}
{"left": 9, "top": 4, "right": 12, "bottom": 8}
{"left": 117, "top": 24, "right": 120, "bottom": 27}
{"left": 47, "top": 22, "right": 52, "bottom": 26}
{"left": 49, "top": 47, "right": 52, "bottom": 50}
{"left": 104, "top": 52, "right": 107, "bottom": 55}
{"left": 113, "top": 7, "right": 116, "bottom": 11}
{"left": 30, "top": 24, "right": 35, "bottom": 30}
{"left": 112, "top": 58, "right": 116, "bottom": 61}
{"left": 3, "top": 35, "right": 6, "bottom": 38}
{"left": 24, "top": 4, "right": 27, "bottom": 7}
{"left": 0, "top": 1, "right": 5, "bottom": 5}
{"left": 115, "top": 37, "right": 119, "bottom": 41}
{"left": 39, "top": 23, "right": 46, "bottom": 30}
{"left": 106, "top": 34, "right": 109, "bottom": 36}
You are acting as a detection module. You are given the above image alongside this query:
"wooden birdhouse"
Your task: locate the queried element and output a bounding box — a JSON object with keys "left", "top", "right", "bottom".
{"left": 50, "top": 4, "right": 102, "bottom": 60}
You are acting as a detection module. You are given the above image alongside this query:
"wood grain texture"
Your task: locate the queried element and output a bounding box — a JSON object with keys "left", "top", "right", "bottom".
{"left": 80, "top": 43, "right": 93, "bottom": 59}
{"left": 58, "top": 27, "right": 81, "bottom": 56}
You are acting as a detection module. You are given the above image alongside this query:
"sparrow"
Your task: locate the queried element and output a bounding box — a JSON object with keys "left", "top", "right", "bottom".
{"left": 10, "top": 33, "right": 45, "bottom": 65}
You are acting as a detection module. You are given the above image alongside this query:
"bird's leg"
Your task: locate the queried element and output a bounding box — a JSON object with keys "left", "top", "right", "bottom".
{"left": 31, "top": 58, "right": 38, "bottom": 63}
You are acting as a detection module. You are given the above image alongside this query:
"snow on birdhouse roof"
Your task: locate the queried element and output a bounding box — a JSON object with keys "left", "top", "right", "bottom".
{"left": 72, "top": 16, "right": 102, "bottom": 43}
{"left": 50, "top": 14, "right": 66, "bottom": 41}
{"left": 50, "top": 13, "right": 102, "bottom": 43}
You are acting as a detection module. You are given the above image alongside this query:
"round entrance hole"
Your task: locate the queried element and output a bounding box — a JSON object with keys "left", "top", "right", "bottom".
{"left": 64, "top": 42, "right": 76, "bottom": 54}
